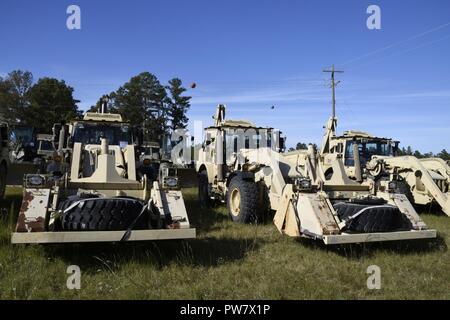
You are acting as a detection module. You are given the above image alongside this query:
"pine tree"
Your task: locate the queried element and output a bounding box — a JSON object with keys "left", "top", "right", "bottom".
{"left": 437, "top": 149, "right": 450, "bottom": 161}
{"left": 166, "top": 78, "right": 191, "bottom": 131}
{"left": 25, "top": 78, "right": 80, "bottom": 133}
{"left": 0, "top": 70, "right": 33, "bottom": 125}
{"left": 110, "top": 72, "right": 168, "bottom": 141}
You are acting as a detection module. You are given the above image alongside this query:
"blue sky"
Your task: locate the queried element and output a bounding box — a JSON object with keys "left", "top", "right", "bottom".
{"left": 1, "top": 0, "right": 449, "bottom": 152}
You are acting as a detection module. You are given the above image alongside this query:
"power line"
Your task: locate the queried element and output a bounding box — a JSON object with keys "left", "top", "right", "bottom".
{"left": 341, "top": 21, "right": 450, "bottom": 67}
{"left": 350, "top": 33, "right": 450, "bottom": 70}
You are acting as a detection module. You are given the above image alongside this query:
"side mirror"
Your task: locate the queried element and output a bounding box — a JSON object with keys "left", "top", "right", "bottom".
{"left": 392, "top": 142, "right": 399, "bottom": 156}
{"left": 279, "top": 137, "right": 286, "bottom": 152}
{"left": 52, "top": 123, "right": 61, "bottom": 149}
{"left": 67, "top": 136, "right": 73, "bottom": 149}
{"left": 337, "top": 143, "right": 344, "bottom": 154}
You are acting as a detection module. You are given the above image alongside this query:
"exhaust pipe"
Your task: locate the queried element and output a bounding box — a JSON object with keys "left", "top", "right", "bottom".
{"left": 353, "top": 142, "right": 363, "bottom": 182}
{"left": 101, "top": 138, "right": 109, "bottom": 155}
{"left": 58, "top": 125, "right": 66, "bottom": 151}
{"left": 216, "top": 130, "right": 224, "bottom": 181}
{"left": 101, "top": 96, "right": 108, "bottom": 113}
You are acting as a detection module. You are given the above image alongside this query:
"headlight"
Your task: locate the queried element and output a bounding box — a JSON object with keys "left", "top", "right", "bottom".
{"left": 28, "top": 175, "right": 44, "bottom": 186}
{"left": 165, "top": 177, "right": 178, "bottom": 188}
{"left": 295, "top": 177, "right": 312, "bottom": 191}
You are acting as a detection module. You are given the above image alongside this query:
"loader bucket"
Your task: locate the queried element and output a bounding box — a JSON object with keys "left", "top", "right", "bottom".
{"left": 273, "top": 186, "right": 436, "bottom": 245}
{"left": 11, "top": 177, "right": 196, "bottom": 244}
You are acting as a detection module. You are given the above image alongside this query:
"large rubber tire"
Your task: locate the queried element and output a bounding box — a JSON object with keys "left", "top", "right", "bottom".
{"left": 0, "top": 164, "right": 6, "bottom": 199}
{"left": 227, "top": 176, "right": 258, "bottom": 223}
{"left": 60, "top": 196, "right": 149, "bottom": 231}
{"left": 198, "top": 171, "right": 210, "bottom": 207}
{"left": 333, "top": 202, "right": 412, "bottom": 233}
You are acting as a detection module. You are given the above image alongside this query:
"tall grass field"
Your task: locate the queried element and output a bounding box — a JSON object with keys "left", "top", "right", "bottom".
{"left": 0, "top": 186, "right": 449, "bottom": 299}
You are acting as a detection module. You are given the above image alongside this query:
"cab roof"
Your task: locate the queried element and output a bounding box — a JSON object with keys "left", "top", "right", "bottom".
{"left": 82, "top": 112, "right": 123, "bottom": 122}
{"left": 335, "top": 130, "right": 392, "bottom": 141}
{"left": 206, "top": 119, "right": 273, "bottom": 130}
{"left": 37, "top": 134, "right": 53, "bottom": 140}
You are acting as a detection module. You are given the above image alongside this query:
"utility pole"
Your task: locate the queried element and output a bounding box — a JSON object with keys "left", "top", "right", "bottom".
{"left": 323, "top": 65, "right": 343, "bottom": 119}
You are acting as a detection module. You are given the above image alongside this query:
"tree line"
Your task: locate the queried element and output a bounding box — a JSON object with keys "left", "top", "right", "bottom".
{"left": 0, "top": 70, "right": 80, "bottom": 133}
{"left": 0, "top": 70, "right": 191, "bottom": 142}
{"left": 88, "top": 72, "right": 191, "bottom": 141}
{"left": 397, "top": 146, "right": 450, "bottom": 161}
{"left": 1, "top": 70, "right": 448, "bottom": 161}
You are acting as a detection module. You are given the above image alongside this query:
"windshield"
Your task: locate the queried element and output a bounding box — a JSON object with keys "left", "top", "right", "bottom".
{"left": 40, "top": 140, "right": 54, "bottom": 151}
{"left": 72, "top": 122, "right": 132, "bottom": 146}
{"left": 224, "top": 128, "right": 273, "bottom": 152}
{"left": 11, "top": 127, "right": 34, "bottom": 144}
{"left": 345, "top": 140, "right": 392, "bottom": 166}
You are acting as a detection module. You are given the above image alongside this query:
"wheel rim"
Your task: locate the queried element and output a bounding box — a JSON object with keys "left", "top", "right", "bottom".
{"left": 230, "top": 188, "right": 241, "bottom": 216}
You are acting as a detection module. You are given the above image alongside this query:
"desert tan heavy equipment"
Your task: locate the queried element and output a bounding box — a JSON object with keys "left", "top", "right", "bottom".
{"left": 316, "top": 68, "right": 450, "bottom": 216}
{"left": 196, "top": 105, "right": 436, "bottom": 244}
{"left": 11, "top": 108, "right": 195, "bottom": 244}
{"left": 6, "top": 125, "right": 40, "bottom": 187}
{"left": 36, "top": 133, "right": 55, "bottom": 160}
{"left": 318, "top": 130, "right": 450, "bottom": 216}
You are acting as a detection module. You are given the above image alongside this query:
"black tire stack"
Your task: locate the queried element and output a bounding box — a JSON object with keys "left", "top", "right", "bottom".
{"left": 58, "top": 196, "right": 149, "bottom": 231}
{"left": 333, "top": 202, "right": 413, "bottom": 233}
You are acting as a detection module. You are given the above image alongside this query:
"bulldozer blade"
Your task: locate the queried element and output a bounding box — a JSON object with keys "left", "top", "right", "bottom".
{"left": 11, "top": 228, "right": 196, "bottom": 244}
{"left": 274, "top": 184, "right": 437, "bottom": 245}
{"left": 322, "top": 229, "right": 436, "bottom": 245}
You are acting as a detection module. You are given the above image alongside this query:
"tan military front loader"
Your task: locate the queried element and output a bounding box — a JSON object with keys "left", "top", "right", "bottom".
{"left": 196, "top": 105, "right": 436, "bottom": 244}
{"left": 318, "top": 129, "right": 450, "bottom": 216}
{"left": 11, "top": 109, "right": 195, "bottom": 244}
{"left": 316, "top": 69, "right": 449, "bottom": 217}
{"left": 368, "top": 155, "right": 450, "bottom": 216}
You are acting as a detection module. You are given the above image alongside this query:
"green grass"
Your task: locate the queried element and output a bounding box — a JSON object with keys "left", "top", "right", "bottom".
{"left": 0, "top": 186, "right": 449, "bottom": 299}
